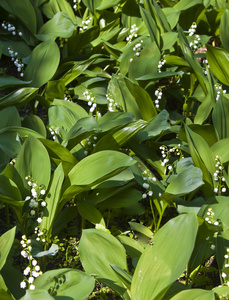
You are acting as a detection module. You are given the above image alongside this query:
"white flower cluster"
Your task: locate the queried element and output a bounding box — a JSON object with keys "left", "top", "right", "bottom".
{"left": 84, "top": 135, "right": 97, "bottom": 156}
{"left": 202, "top": 59, "right": 210, "bottom": 75}
{"left": 214, "top": 156, "right": 227, "bottom": 194}
{"left": 10, "top": 158, "right": 16, "bottom": 165}
{"left": 130, "top": 40, "right": 144, "bottom": 62}
{"left": 157, "top": 59, "right": 166, "bottom": 73}
{"left": 160, "top": 145, "right": 182, "bottom": 172}
{"left": 79, "top": 17, "right": 92, "bottom": 31}
{"left": 83, "top": 90, "right": 97, "bottom": 113}
{"left": 215, "top": 84, "right": 226, "bottom": 101}
{"left": 1, "top": 21, "right": 22, "bottom": 36}
{"left": 20, "top": 235, "right": 42, "bottom": 290}
{"left": 205, "top": 207, "right": 219, "bottom": 225}
{"left": 106, "top": 93, "right": 118, "bottom": 112}
{"left": 141, "top": 170, "right": 156, "bottom": 199}
{"left": 7, "top": 47, "right": 24, "bottom": 77}
{"left": 73, "top": 0, "right": 78, "bottom": 10}
{"left": 188, "top": 23, "right": 197, "bottom": 36}
{"left": 126, "top": 24, "right": 139, "bottom": 43}
{"left": 189, "top": 34, "right": 201, "bottom": 50}
{"left": 34, "top": 226, "right": 46, "bottom": 242}
{"left": 48, "top": 126, "right": 59, "bottom": 141}
{"left": 25, "top": 176, "right": 46, "bottom": 220}
{"left": 155, "top": 89, "right": 163, "bottom": 109}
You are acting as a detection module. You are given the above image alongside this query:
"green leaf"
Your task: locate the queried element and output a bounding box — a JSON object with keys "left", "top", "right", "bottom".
{"left": 22, "top": 115, "right": 47, "bottom": 138}
{"left": 0, "top": 88, "right": 38, "bottom": 110}
{"left": 0, "top": 227, "right": 16, "bottom": 271}
{"left": 140, "top": 6, "right": 160, "bottom": 47}
{"left": 108, "top": 75, "right": 157, "bottom": 120}
{"left": 40, "top": 163, "right": 65, "bottom": 239}
{"left": 207, "top": 45, "right": 229, "bottom": 86}
{"left": 178, "top": 25, "right": 208, "bottom": 94}
{"left": 42, "top": 0, "right": 76, "bottom": 23}
{"left": 136, "top": 110, "right": 170, "bottom": 141}
{"left": 79, "top": 228, "right": 130, "bottom": 299}
{"left": 24, "top": 39, "right": 60, "bottom": 88}
{"left": 184, "top": 124, "right": 215, "bottom": 188}
{"left": 0, "top": 106, "right": 21, "bottom": 129}
{"left": 0, "top": 175, "right": 22, "bottom": 207}
{"left": 94, "top": 119, "right": 147, "bottom": 151}
{"left": 0, "top": 76, "right": 31, "bottom": 89}
{"left": 211, "top": 137, "right": 229, "bottom": 163}
{"left": 162, "top": 167, "right": 204, "bottom": 202}
{"left": 77, "top": 202, "right": 106, "bottom": 226}
{"left": 219, "top": 9, "right": 229, "bottom": 51}
{"left": 96, "top": 0, "right": 122, "bottom": 10}
{"left": 14, "top": 136, "right": 51, "bottom": 198}
{"left": 170, "top": 289, "right": 215, "bottom": 300}
{"left": 131, "top": 213, "right": 199, "bottom": 300}
{"left": 34, "top": 269, "right": 94, "bottom": 300}
{"left": 110, "top": 265, "right": 132, "bottom": 290}
{"left": 36, "top": 12, "right": 76, "bottom": 41}
{"left": 0, "top": 0, "right": 37, "bottom": 33}
{"left": 67, "top": 150, "right": 136, "bottom": 186}
{"left": 212, "top": 96, "right": 229, "bottom": 139}
{"left": 20, "top": 289, "right": 55, "bottom": 300}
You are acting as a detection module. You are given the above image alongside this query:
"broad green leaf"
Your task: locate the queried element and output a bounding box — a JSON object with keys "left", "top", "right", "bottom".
{"left": 36, "top": 12, "right": 76, "bottom": 41}
{"left": 211, "top": 137, "right": 229, "bottom": 163}
{"left": 79, "top": 229, "right": 130, "bottom": 299}
{"left": 67, "top": 26, "right": 100, "bottom": 56}
{"left": 207, "top": 45, "right": 229, "bottom": 86}
{"left": 131, "top": 213, "right": 198, "bottom": 300}
{"left": 0, "top": 175, "right": 22, "bottom": 207}
{"left": 94, "top": 119, "right": 147, "bottom": 151}
{"left": 140, "top": 6, "right": 161, "bottom": 47}
{"left": 162, "top": 167, "right": 204, "bottom": 202}
{"left": 212, "top": 96, "right": 229, "bottom": 139}
{"left": 174, "top": 0, "right": 203, "bottom": 11}
{"left": 184, "top": 125, "right": 215, "bottom": 187}
{"left": 77, "top": 202, "right": 106, "bottom": 226}
{"left": 96, "top": 0, "right": 122, "bottom": 10}
{"left": 24, "top": 39, "right": 60, "bottom": 88}
{"left": 214, "top": 286, "right": 229, "bottom": 299}
{"left": 136, "top": 110, "right": 170, "bottom": 141}
{"left": 0, "top": 227, "right": 16, "bottom": 271}
{"left": 42, "top": 0, "right": 76, "bottom": 23}
{"left": 108, "top": 75, "right": 157, "bottom": 120}
{"left": 82, "top": 0, "right": 101, "bottom": 14}
{"left": 40, "top": 163, "right": 65, "bottom": 239}
{"left": 0, "top": 106, "right": 21, "bottom": 129}
{"left": 178, "top": 25, "right": 208, "bottom": 94}
{"left": 61, "top": 56, "right": 100, "bottom": 86}
{"left": 22, "top": 115, "right": 46, "bottom": 138}
{"left": 219, "top": 9, "right": 229, "bottom": 51}
{"left": 111, "top": 265, "right": 132, "bottom": 291}
{"left": 34, "top": 269, "right": 94, "bottom": 300}
{"left": 136, "top": 71, "right": 183, "bottom": 81}
{"left": 15, "top": 136, "right": 51, "bottom": 198}
{"left": 20, "top": 289, "right": 55, "bottom": 300}
{"left": 118, "top": 235, "right": 143, "bottom": 263}
{"left": 128, "top": 41, "right": 161, "bottom": 81}
{"left": 0, "top": 88, "right": 38, "bottom": 110}
{"left": 0, "top": 76, "right": 31, "bottom": 89}
{"left": 170, "top": 289, "right": 215, "bottom": 300}
{"left": 162, "top": 7, "right": 180, "bottom": 29}
{"left": 67, "top": 150, "right": 136, "bottom": 186}
{"left": 0, "top": 0, "right": 37, "bottom": 33}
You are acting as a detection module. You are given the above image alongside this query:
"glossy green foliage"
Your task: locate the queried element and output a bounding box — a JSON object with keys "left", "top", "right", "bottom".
{"left": 1, "top": 0, "right": 229, "bottom": 299}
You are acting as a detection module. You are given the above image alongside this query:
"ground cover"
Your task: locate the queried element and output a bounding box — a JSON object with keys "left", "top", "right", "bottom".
{"left": 1, "top": 0, "right": 229, "bottom": 299}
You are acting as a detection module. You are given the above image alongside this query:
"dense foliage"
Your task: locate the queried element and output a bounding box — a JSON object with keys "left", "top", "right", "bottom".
{"left": 1, "top": 0, "right": 229, "bottom": 299}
